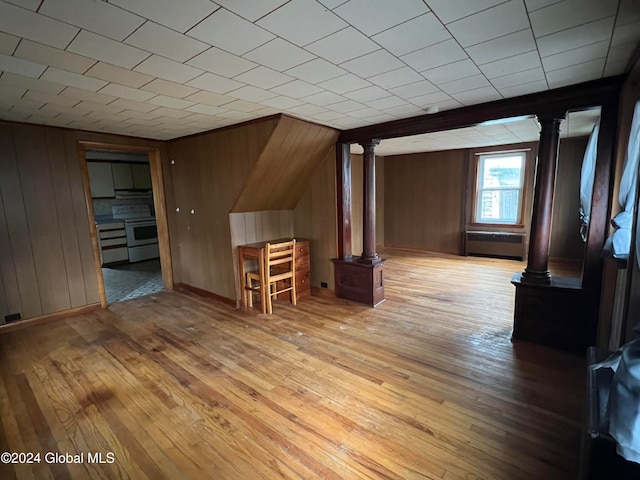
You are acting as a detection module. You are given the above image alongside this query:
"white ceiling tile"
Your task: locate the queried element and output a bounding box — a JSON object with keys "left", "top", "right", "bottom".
{"left": 327, "top": 99, "right": 366, "bottom": 113}
{"left": 109, "top": 98, "right": 159, "bottom": 112}
{"left": 310, "top": 110, "right": 348, "bottom": 122}
{"left": 3, "top": 0, "right": 41, "bottom": 11}
{"left": 479, "top": 51, "right": 542, "bottom": 78}
{"left": 367, "top": 95, "right": 408, "bottom": 109}
{"left": 372, "top": 13, "right": 450, "bottom": 56}
{"left": 541, "top": 41, "right": 609, "bottom": 72}
{"left": 243, "top": 38, "right": 315, "bottom": 71}
{"left": 318, "top": 73, "right": 372, "bottom": 94}
{"left": 367, "top": 67, "right": 424, "bottom": 89}
{"left": 389, "top": 80, "right": 439, "bottom": 99}
{"left": 407, "top": 90, "right": 454, "bottom": 107}
{"left": 0, "top": 2, "right": 79, "bottom": 49}
{"left": 110, "top": 0, "right": 220, "bottom": 33}
{"left": 271, "top": 79, "right": 323, "bottom": 98}
{"left": 439, "top": 74, "right": 492, "bottom": 94}
{"left": 260, "top": 95, "right": 304, "bottom": 109}
{"left": 183, "top": 90, "right": 235, "bottom": 107}
{"left": 40, "top": 0, "right": 144, "bottom": 41}
{"left": 546, "top": 58, "right": 605, "bottom": 88}
{"left": 529, "top": 0, "right": 617, "bottom": 38}
{"left": 41, "top": 67, "right": 108, "bottom": 92}
{"left": 348, "top": 107, "right": 383, "bottom": 119}
{"left": 450, "top": 85, "right": 502, "bottom": 105}
{"left": 401, "top": 39, "right": 468, "bottom": 72}
{"left": 422, "top": 59, "right": 481, "bottom": 85}
{"left": 23, "top": 90, "right": 79, "bottom": 107}
{"left": 67, "top": 30, "right": 151, "bottom": 69}
{"left": 60, "top": 87, "right": 119, "bottom": 104}
{"left": 99, "top": 82, "right": 156, "bottom": 101}
{"left": 85, "top": 62, "right": 154, "bottom": 88}
{"left": 285, "top": 58, "right": 346, "bottom": 83}
{"left": 343, "top": 85, "right": 391, "bottom": 102}
{"left": 14, "top": 40, "right": 95, "bottom": 74}
{"left": 214, "top": 0, "right": 289, "bottom": 21}
{"left": 0, "top": 53, "right": 46, "bottom": 78}
{"left": 536, "top": 17, "right": 615, "bottom": 57}
{"left": 186, "top": 72, "right": 245, "bottom": 94}
{"left": 0, "top": 32, "right": 19, "bottom": 55}
{"left": 188, "top": 9, "right": 274, "bottom": 55}
{"left": 146, "top": 95, "right": 195, "bottom": 110}
{"left": 334, "top": 0, "right": 429, "bottom": 36}
{"left": 217, "top": 99, "right": 263, "bottom": 112}
{"left": 72, "top": 101, "right": 126, "bottom": 115}
{"left": 301, "top": 91, "right": 346, "bottom": 106}
{"left": 218, "top": 110, "right": 255, "bottom": 120}
{"left": 427, "top": 0, "right": 509, "bottom": 24}
{"left": 525, "top": 0, "right": 563, "bottom": 13}
{"left": 617, "top": 0, "right": 640, "bottom": 26}
{"left": 611, "top": 20, "right": 640, "bottom": 48}
{"left": 0, "top": 72, "right": 66, "bottom": 94}
{"left": 188, "top": 47, "right": 257, "bottom": 77}
{"left": 606, "top": 42, "right": 637, "bottom": 68}
{"left": 257, "top": 0, "right": 347, "bottom": 46}
{"left": 466, "top": 29, "right": 536, "bottom": 65}
{"left": 227, "top": 85, "right": 278, "bottom": 102}
{"left": 147, "top": 106, "right": 192, "bottom": 118}
{"left": 134, "top": 55, "right": 204, "bottom": 83}
{"left": 184, "top": 104, "right": 227, "bottom": 116}
{"left": 125, "top": 21, "right": 209, "bottom": 62}
{"left": 286, "top": 104, "right": 328, "bottom": 116}
{"left": 304, "top": 27, "right": 379, "bottom": 64}
{"left": 340, "top": 49, "right": 404, "bottom": 78}
{"left": 447, "top": 1, "right": 530, "bottom": 47}
{"left": 490, "top": 67, "right": 545, "bottom": 88}
{"left": 139, "top": 79, "right": 199, "bottom": 98}
{"left": 498, "top": 79, "right": 548, "bottom": 98}
{"left": 234, "top": 66, "right": 294, "bottom": 89}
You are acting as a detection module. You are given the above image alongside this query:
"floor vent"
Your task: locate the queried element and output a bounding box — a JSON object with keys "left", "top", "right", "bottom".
{"left": 465, "top": 231, "right": 526, "bottom": 260}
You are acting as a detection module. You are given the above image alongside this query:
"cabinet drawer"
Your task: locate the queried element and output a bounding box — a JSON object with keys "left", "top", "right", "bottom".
{"left": 102, "top": 247, "right": 128, "bottom": 265}
{"left": 99, "top": 229, "right": 126, "bottom": 240}
{"left": 100, "top": 237, "right": 127, "bottom": 247}
{"left": 295, "top": 242, "right": 309, "bottom": 257}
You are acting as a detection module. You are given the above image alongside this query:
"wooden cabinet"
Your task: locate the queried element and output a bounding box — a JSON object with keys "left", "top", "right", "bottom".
{"left": 87, "top": 162, "right": 115, "bottom": 198}
{"left": 98, "top": 221, "right": 128, "bottom": 265}
{"left": 295, "top": 240, "right": 311, "bottom": 298}
{"left": 112, "top": 163, "right": 134, "bottom": 190}
{"left": 132, "top": 163, "right": 152, "bottom": 189}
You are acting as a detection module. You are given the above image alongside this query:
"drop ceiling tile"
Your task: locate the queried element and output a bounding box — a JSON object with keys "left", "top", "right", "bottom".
{"left": 310, "top": 110, "right": 348, "bottom": 122}
{"left": 498, "top": 79, "right": 548, "bottom": 98}
{"left": 4, "top": 0, "right": 41, "bottom": 10}
{"left": 217, "top": 110, "right": 255, "bottom": 120}
{"left": 401, "top": 39, "right": 468, "bottom": 72}
{"left": 14, "top": 40, "right": 95, "bottom": 74}
{"left": 389, "top": 80, "right": 439, "bottom": 99}
{"left": 234, "top": 66, "right": 294, "bottom": 89}
{"left": 466, "top": 29, "right": 536, "bottom": 66}
{"left": 147, "top": 95, "right": 195, "bottom": 110}
{"left": 0, "top": 2, "right": 78, "bottom": 49}
{"left": 304, "top": 27, "right": 379, "bottom": 64}
{"left": 23, "top": 90, "right": 79, "bottom": 107}
{"left": 300, "top": 91, "right": 346, "bottom": 106}
{"left": 490, "top": 66, "right": 545, "bottom": 88}
{"left": 439, "top": 74, "right": 492, "bottom": 94}
{"left": 257, "top": 0, "right": 346, "bottom": 46}
{"left": 447, "top": 1, "right": 530, "bottom": 47}
{"left": 125, "top": 21, "right": 209, "bottom": 62}
{"left": 40, "top": 0, "right": 144, "bottom": 41}
{"left": 183, "top": 90, "right": 235, "bottom": 106}
{"left": 536, "top": 18, "right": 614, "bottom": 57}
{"left": 0, "top": 72, "right": 66, "bottom": 94}
{"left": 0, "top": 53, "right": 46, "bottom": 78}
{"left": 214, "top": 0, "right": 289, "bottom": 22}
{"left": 611, "top": 20, "right": 640, "bottom": 47}
{"left": 606, "top": 42, "right": 637, "bottom": 67}
{"left": 340, "top": 49, "right": 404, "bottom": 78}
{"left": 343, "top": 85, "right": 391, "bottom": 102}
{"left": 525, "top": 0, "right": 562, "bottom": 13}
{"left": 67, "top": 31, "right": 151, "bottom": 69}
{"left": 243, "top": 38, "right": 315, "bottom": 72}
{"left": 367, "top": 95, "right": 408, "bottom": 109}
{"left": 147, "top": 106, "right": 192, "bottom": 118}
{"left": 0, "top": 32, "right": 19, "bottom": 55}
{"left": 270, "top": 79, "right": 322, "bottom": 98}
{"left": 85, "top": 62, "right": 154, "bottom": 88}
{"left": 318, "top": 73, "right": 372, "bottom": 94}
{"left": 109, "top": 97, "right": 160, "bottom": 112}
{"left": 110, "top": 0, "right": 219, "bottom": 33}
{"left": 348, "top": 107, "right": 383, "bottom": 119}
{"left": 285, "top": 58, "right": 346, "bottom": 83}
{"left": 327, "top": 99, "right": 366, "bottom": 113}
{"left": 134, "top": 55, "right": 204, "bottom": 83}
{"left": 479, "top": 51, "right": 542, "bottom": 78}
{"left": 541, "top": 41, "right": 609, "bottom": 72}
{"left": 99, "top": 83, "right": 156, "bottom": 102}
{"left": 372, "top": 13, "right": 450, "bottom": 56}
{"left": 334, "top": 0, "right": 428, "bottom": 36}
{"left": 60, "top": 87, "right": 119, "bottom": 104}
{"left": 286, "top": 104, "right": 328, "bottom": 116}
{"left": 188, "top": 47, "right": 257, "bottom": 77}
{"left": 427, "top": 0, "right": 509, "bottom": 24}
{"left": 227, "top": 85, "right": 278, "bottom": 103}
{"left": 367, "top": 67, "right": 423, "bottom": 89}
{"left": 529, "top": 0, "right": 617, "bottom": 38}
{"left": 617, "top": 0, "right": 640, "bottom": 25}
{"left": 186, "top": 72, "right": 245, "bottom": 94}
{"left": 42, "top": 67, "right": 109, "bottom": 92}
{"left": 422, "top": 59, "right": 481, "bottom": 85}
{"left": 184, "top": 104, "right": 228, "bottom": 116}
{"left": 139, "top": 79, "right": 199, "bottom": 98}
{"left": 546, "top": 58, "right": 604, "bottom": 88}
{"left": 188, "top": 9, "right": 274, "bottom": 55}
{"left": 408, "top": 90, "right": 455, "bottom": 107}
{"left": 260, "top": 95, "right": 304, "bottom": 109}
{"left": 72, "top": 101, "right": 127, "bottom": 115}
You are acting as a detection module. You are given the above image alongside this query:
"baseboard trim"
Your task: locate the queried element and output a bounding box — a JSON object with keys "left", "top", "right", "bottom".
{"left": 0, "top": 303, "right": 102, "bottom": 334}
{"left": 174, "top": 283, "right": 239, "bottom": 308}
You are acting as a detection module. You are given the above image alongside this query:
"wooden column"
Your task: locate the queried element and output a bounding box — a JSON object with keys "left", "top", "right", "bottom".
{"left": 336, "top": 142, "right": 353, "bottom": 260}
{"left": 359, "top": 139, "right": 380, "bottom": 264}
{"left": 522, "top": 113, "right": 565, "bottom": 284}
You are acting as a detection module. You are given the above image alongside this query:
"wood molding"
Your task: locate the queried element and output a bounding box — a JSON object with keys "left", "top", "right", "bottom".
{"left": 174, "top": 283, "right": 238, "bottom": 308}
{"left": 339, "top": 76, "right": 624, "bottom": 144}
{"left": 0, "top": 303, "right": 101, "bottom": 334}
{"left": 336, "top": 143, "right": 352, "bottom": 260}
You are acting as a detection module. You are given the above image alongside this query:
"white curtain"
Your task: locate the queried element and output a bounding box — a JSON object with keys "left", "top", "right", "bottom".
{"left": 605, "top": 100, "right": 640, "bottom": 263}
{"left": 579, "top": 119, "right": 600, "bottom": 241}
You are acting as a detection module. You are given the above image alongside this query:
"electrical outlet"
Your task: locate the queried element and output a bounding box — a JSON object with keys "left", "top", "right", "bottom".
{"left": 5, "top": 312, "right": 21, "bottom": 322}
{"left": 321, "top": 282, "right": 328, "bottom": 288}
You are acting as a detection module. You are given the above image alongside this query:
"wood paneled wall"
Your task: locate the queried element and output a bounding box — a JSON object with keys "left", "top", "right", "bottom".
{"left": 0, "top": 122, "right": 165, "bottom": 324}
{"left": 384, "top": 149, "right": 467, "bottom": 254}
{"left": 350, "top": 154, "right": 385, "bottom": 256}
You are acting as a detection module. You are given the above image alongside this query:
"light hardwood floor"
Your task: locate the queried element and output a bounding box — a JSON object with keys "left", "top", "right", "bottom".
{"left": 0, "top": 249, "right": 585, "bottom": 479}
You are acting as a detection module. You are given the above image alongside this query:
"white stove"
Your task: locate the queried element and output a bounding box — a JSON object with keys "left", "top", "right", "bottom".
{"left": 111, "top": 205, "right": 159, "bottom": 262}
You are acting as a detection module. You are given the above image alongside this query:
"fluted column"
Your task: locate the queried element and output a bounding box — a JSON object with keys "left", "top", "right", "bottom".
{"left": 359, "top": 139, "right": 380, "bottom": 264}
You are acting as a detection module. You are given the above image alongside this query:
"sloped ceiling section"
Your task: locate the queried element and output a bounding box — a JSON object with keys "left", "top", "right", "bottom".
{"left": 231, "top": 115, "right": 339, "bottom": 212}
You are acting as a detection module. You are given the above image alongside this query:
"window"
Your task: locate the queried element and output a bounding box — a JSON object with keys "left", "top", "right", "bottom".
{"left": 474, "top": 151, "right": 526, "bottom": 225}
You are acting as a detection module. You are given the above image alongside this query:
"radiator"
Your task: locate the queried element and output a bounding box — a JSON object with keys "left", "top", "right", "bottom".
{"left": 465, "top": 231, "right": 526, "bottom": 260}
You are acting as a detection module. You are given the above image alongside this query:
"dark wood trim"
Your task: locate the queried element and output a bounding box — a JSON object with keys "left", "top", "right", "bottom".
{"left": 582, "top": 102, "right": 618, "bottom": 290}
{"left": 336, "top": 142, "right": 352, "bottom": 260}
{"left": 0, "top": 303, "right": 101, "bottom": 334}
{"left": 358, "top": 139, "right": 380, "bottom": 263}
{"left": 339, "top": 76, "right": 624, "bottom": 144}
{"left": 174, "top": 283, "right": 238, "bottom": 308}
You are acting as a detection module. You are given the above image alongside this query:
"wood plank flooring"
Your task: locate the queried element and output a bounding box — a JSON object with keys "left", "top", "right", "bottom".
{"left": 0, "top": 249, "right": 585, "bottom": 479}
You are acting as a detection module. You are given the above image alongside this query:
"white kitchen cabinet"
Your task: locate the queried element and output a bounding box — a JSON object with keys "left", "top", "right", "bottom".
{"left": 87, "top": 162, "right": 115, "bottom": 198}
{"left": 132, "top": 163, "right": 152, "bottom": 189}
{"left": 112, "top": 163, "right": 134, "bottom": 190}
{"left": 97, "top": 221, "right": 128, "bottom": 265}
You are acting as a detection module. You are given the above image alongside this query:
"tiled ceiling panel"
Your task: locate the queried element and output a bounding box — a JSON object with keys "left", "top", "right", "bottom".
{"left": 0, "top": 0, "right": 635, "bottom": 154}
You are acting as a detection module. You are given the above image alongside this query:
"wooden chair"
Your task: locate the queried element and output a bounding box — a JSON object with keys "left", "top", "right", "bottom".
{"left": 246, "top": 240, "right": 296, "bottom": 314}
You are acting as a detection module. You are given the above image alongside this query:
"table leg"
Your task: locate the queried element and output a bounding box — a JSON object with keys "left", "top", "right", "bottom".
{"left": 239, "top": 248, "right": 248, "bottom": 308}
{"left": 259, "top": 248, "right": 267, "bottom": 314}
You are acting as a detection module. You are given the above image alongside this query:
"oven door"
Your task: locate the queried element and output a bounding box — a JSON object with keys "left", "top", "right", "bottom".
{"left": 125, "top": 219, "right": 158, "bottom": 247}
